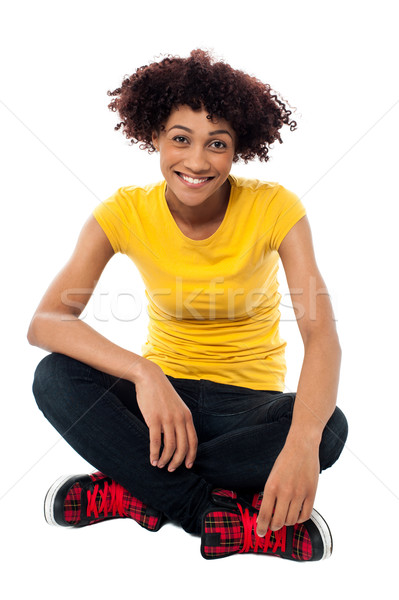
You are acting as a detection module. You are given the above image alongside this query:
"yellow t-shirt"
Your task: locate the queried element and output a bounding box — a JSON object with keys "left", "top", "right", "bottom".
{"left": 92, "top": 174, "right": 306, "bottom": 391}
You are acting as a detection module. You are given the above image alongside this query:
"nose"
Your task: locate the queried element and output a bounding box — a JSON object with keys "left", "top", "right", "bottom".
{"left": 182, "top": 145, "right": 211, "bottom": 175}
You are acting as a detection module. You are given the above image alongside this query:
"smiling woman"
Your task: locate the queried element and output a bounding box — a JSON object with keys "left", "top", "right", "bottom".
{"left": 29, "top": 48, "right": 348, "bottom": 564}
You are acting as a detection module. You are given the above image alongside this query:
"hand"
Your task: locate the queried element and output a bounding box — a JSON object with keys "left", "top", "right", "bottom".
{"left": 133, "top": 360, "right": 198, "bottom": 472}
{"left": 256, "top": 439, "right": 320, "bottom": 536}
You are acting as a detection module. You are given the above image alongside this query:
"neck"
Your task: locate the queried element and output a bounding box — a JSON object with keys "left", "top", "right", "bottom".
{"left": 165, "top": 178, "right": 231, "bottom": 229}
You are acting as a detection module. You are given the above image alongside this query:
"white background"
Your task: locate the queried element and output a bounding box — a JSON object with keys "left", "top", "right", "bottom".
{"left": 1, "top": 0, "right": 398, "bottom": 597}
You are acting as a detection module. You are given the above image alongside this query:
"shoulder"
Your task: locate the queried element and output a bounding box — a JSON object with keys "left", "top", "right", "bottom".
{"left": 95, "top": 180, "right": 164, "bottom": 218}
{"left": 229, "top": 175, "right": 298, "bottom": 208}
{"left": 230, "top": 174, "right": 306, "bottom": 252}
{"left": 229, "top": 174, "right": 280, "bottom": 195}
{"left": 114, "top": 179, "right": 165, "bottom": 202}
{"left": 229, "top": 175, "right": 304, "bottom": 219}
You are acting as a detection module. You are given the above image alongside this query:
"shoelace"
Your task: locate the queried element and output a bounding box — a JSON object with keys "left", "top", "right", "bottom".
{"left": 237, "top": 503, "right": 286, "bottom": 554}
{"left": 86, "top": 480, "right": 127, "bottom": 519}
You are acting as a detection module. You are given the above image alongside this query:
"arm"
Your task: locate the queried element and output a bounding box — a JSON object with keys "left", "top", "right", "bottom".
{"left": 27, "top": 214, "right": 147, "bottom": 382}
{"left": 280, "top": 214, "right": 341, "bottom": 445}
{"left": 256, "top": 215, "right": 342, "bottom": 535}
{"left": 27, "top": 214, "right": 198, "bottom": 471}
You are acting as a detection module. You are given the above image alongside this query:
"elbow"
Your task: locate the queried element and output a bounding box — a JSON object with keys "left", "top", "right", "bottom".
{"left": 27, "top": 310, "right": 77, "bottom": 348}
{"left": 27, "top": 315, "right": 39, "bottom": 346}
{"left": 27, "top": 313, "right": 49, "bottom": 347}
{"left": 332, "top": 328, "right": 342, "bottom": 356}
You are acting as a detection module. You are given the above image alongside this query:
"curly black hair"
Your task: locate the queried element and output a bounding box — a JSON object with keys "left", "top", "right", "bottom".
{"left": 107, "top": 49, "right": 298, "bottom": 164}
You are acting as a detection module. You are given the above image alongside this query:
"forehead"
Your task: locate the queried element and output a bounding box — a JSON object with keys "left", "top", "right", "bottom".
{"left": 164, "top": 104, "right": 234, "bottom": 134}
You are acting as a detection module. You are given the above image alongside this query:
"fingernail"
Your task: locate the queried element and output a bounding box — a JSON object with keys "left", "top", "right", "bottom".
{"left": 158, "top": 464, "right": 164, "bottom": 468}
{"left": 187, "top": 463, "right": 193, "bottom": 468}
{"left": 152, "top": 460, "right": 158, "bottom": 467}
{"left": 168, "top": 467, "right": 175, "bottom": 472}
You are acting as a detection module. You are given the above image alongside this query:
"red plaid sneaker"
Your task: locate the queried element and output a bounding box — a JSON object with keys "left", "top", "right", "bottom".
{"left": 44, "top": 471, "right": 164, "bottom": 531}
{"left": 201, "top": 488, "right": 332, "bottom": 561}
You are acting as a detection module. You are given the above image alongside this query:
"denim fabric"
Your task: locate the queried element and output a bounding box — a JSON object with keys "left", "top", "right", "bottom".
{"left": 32, "top": 352, "right": 348, "bottom": 535}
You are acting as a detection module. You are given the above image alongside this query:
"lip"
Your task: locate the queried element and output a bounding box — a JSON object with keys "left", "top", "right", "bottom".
{"left": 175, "top": 171, "right": 214, "bottom": 189}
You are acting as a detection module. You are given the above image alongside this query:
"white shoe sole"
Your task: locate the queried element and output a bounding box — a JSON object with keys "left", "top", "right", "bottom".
{"left": 310, "top": 508, "right": 333, "bottom": 560}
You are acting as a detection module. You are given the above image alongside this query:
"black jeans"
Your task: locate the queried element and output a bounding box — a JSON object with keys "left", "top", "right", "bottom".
{"left": 32, "top": 352, "right": 348, "bottom": 535}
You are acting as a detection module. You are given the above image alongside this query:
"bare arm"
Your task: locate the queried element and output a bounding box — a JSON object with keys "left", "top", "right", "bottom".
{"left": 27, "top": 214, "right": 147, "bottom": 382}
{"left": 279, "top": 215, "right": 341, "bottom": 445}
{"left": 257, "top": 215, "right": 341, "bottom": 536}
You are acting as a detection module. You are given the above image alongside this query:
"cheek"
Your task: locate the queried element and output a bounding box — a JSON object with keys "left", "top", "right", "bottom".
{"left": 160, "top": 148, "right": 181, "bottom": 167}
{"left": 214, "top": 154, "right": 234, "bottom": 173}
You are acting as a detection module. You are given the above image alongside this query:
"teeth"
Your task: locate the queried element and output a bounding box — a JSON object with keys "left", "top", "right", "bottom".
{"left": 180, "top": 173, "right": 209, "bottom": 184}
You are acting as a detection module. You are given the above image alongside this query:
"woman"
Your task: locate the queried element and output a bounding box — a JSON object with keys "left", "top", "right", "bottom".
{"left": 28, "top": 49, "right": 348, "bottom": 561}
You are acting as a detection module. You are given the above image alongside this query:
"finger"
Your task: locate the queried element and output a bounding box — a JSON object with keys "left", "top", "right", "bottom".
{"left": 297, "top": 498, "right": 314, "bottom": 523}
{"left": 149, "top": 422, "right": 162, "bottom": 466}
{"left": 285, "top": 499, "right": 304, "bottom": 526}
{"left": 269, "top": 497, "right": 290, "bottom": 532}
{"left": 157, "top": 424, "right": 176, "bottom": 468}
{"left": 167, "top": 420, "right": 189, "bottom": 472}
{"left": 256, "top": 493, "right": 276, "bottom": 537}
{"left": 184, "top": 419, "right": 198, "bottom": 468}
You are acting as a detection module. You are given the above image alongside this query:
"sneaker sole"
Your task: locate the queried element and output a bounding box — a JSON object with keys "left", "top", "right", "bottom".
{"left": 309, "top": 508, "right": 333, "bottom": 560}
{"left": 44, "top": 474, "right": 85, "bottom": 527}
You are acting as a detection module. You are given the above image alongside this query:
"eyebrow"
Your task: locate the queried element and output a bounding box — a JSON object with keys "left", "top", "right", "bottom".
{"left": 167, "top": 124, "right": 233, "bottom": 140}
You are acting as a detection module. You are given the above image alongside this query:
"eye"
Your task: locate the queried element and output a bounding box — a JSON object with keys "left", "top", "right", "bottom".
{"left": 210, "top": 140, "right": 227, "bottom": 149}
{"left": 172, "top": 135, "right": 188, "bottom": 143}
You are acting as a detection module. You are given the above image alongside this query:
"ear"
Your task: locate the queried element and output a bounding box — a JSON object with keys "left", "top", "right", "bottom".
{"left": 152, "top": 131, "right": 159, "bottom": 150}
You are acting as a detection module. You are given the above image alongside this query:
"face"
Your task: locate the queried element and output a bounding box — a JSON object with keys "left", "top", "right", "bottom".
{"left": 152, "top": 105, "right": 236, "bottom": 207}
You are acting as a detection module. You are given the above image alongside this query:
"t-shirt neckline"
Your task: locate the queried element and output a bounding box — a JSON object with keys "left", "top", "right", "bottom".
{"left": 161, "top": 174, "right": 236, "bottom": 245}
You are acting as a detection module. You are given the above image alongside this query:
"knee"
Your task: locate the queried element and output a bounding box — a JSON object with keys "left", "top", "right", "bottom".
{"left": 328, "top": 406, "right": 348, "bottom": 441}
{"left": 319, "top": 406, "right": 349, "bottom": 471}
{"left": 32, "top": 352, "right": 71, "bottom": 414}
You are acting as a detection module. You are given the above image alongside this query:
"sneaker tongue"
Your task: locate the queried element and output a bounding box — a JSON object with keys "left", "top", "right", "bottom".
{"left": 211, "top": 488, "right": 238, "bottom": 504}
{"left": 211, "top": 489, "right": 258, "bottom": 513}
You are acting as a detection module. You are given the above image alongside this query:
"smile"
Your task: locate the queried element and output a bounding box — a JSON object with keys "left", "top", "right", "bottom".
{"left": 175, "top": 172, "right": 214, "bottom": 187}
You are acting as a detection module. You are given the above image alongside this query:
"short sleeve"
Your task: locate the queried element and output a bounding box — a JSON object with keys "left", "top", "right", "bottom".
{"left": 92, "top": 187, "right": 133, "bottom": 254}
{"left": 269, "top": 185, "right": 307, "bottom": 251}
